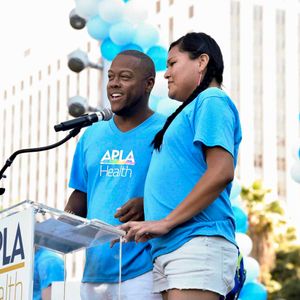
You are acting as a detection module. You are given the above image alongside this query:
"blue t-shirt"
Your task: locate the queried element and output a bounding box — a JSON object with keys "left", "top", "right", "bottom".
{"left": 69, "top": 113, "right": 165, "bottom": 283}
{"left": 144, "top": 87, "right": 242, "bottom": 260}
{"left": 33, "top": 248, "right": 65, "bottom": 300}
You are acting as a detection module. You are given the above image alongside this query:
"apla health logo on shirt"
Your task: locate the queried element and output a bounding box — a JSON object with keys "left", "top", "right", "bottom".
{"left": 99, "top": 150, "right": 135, "bottom": 177}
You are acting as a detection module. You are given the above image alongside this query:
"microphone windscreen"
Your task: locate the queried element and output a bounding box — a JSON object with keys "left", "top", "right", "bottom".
{"left": 101, "top": 108, "right": 113, "bottom": 120}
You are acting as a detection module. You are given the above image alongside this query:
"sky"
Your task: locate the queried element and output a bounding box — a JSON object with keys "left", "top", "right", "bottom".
{"left": 0, "top": 0, "right": 81, "bottom": 86}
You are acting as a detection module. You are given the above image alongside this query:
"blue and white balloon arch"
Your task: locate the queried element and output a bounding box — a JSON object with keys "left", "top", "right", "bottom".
{"left": 73, "top": 0, "right": 179, "bottom": 116}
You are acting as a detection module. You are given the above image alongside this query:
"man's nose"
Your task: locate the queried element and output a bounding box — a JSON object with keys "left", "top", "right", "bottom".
{"left": 109, "top": 77, "right": 121, "bottom": 87}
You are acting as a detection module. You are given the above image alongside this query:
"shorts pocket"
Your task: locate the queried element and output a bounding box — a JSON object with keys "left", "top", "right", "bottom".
{"left": 222, "top": 247, "right": 238, "bottom": 290}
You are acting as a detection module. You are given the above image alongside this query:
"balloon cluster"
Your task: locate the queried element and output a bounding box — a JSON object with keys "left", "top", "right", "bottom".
{"left": 74, "top": 0, "right": 167, "bottom": 70}
{"left": 230, "top": 179, "right": 268, "bottom": 300}
{"left": 72, "top": 0, "right": 179, "bottom": 117}
{"left": 290, "top": 138, "right": 300, "bottom": 183}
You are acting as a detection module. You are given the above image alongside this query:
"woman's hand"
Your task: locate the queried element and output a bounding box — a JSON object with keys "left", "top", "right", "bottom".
{"left": 120, "top": 219, "right": 173, "bottom": 243}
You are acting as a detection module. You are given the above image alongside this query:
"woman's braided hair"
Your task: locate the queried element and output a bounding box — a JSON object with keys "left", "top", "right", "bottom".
{"left": 152, "top": 32, "right": 224, "bottom": 150}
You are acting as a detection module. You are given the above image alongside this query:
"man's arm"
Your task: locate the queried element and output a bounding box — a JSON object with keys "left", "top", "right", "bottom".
{"left": 41, "top": 286, "right": 52, "bottom": 300}
{"left": 64, "top": 190, "right": 87, "bottom": 218}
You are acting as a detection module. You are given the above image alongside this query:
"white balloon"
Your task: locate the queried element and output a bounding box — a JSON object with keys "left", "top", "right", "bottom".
{"left": 75, "top": 0, "right": 99, "bottom": 18}
{"left": 235, "top": 232, "right": 253, "bottom": 256}
{"left": 98, "top": 0, "right": 125, "bottom": 24}
{"left": 291, "top": 160, "right": 300, "bottom": 183}
{"left": 124, "top": 0, "right": 148, "bottom": 24}
{"left": 133, "top": 23, "right": 159, "bottom": 49}
{"left": 231, "top": 196, "right": 243, "bottom": 208}
{"left": 230, "top": 178, "right": 242, "bottom": 199}
{"left": 244, "top": 256, "right": 260, "bottom": 283}
{"left": 152, "top": 71, "right": 168, "bottom": 98}
{"left": 156, "top": 97, "right": 181, "bottom": 117}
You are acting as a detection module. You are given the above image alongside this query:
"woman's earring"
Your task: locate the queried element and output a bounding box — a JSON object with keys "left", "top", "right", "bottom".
{"left": 197, "top": 72, "right": 203, "bottom": 86}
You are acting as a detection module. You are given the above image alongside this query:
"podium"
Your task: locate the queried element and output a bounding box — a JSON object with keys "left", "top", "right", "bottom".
{"left": 0, "top": 200, "right": 125, "bottom": 300}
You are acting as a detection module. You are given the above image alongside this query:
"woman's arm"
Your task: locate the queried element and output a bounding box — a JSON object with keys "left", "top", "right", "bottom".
{"left": 121, "top": 146, "right": 234, "bottom": 242}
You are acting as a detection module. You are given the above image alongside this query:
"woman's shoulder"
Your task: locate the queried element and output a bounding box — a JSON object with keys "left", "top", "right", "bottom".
{"left": 195, "top": 87, "right": 237, "bottom": 109}
{"left": 199, "top": 87, "right": 228, "bottom": 101}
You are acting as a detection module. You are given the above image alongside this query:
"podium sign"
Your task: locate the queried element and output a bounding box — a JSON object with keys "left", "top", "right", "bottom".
{"left": 0, "top": 207, "right": 35, "bottom": 300}
{"left": 0, "top": 200, "right": 125, "bottom": 299}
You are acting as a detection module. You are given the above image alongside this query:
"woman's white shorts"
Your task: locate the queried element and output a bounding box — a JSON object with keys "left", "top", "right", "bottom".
{"left": 153, "top": 236, "right": 238, "bottom": 296}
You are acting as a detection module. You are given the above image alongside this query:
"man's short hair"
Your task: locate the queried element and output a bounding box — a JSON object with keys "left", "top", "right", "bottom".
{"left": 117, "top": 50, "right": 156, "bottom": 78}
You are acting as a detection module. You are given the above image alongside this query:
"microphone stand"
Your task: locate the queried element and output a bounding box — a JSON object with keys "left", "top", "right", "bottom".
{"left": 0, "top": 127, "right": 82, "bottom": 195}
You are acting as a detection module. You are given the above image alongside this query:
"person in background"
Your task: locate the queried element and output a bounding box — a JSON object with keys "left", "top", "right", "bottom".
{"left": 33, "top": 247, "right": 64, "bottom": 300}
{"left": 120, "top": 32, "right": 243, "bottom": 300}
{"left": 64, "top": 50, "right": 165, "bottom": 299}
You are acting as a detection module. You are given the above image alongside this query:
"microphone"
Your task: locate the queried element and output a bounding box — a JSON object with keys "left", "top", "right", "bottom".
{"left": 54, "top": 108, "right": 113, "bottom": 132}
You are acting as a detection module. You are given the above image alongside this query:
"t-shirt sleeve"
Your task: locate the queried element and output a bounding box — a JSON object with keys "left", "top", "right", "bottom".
{"left": 68, "top": 136, "right": 88, "bottom": 193}
{"left": 38, "top": 253, "right": 65, "bottom": 289}
{"left": 193, "top": 96, "right": 235, "bottom": 157}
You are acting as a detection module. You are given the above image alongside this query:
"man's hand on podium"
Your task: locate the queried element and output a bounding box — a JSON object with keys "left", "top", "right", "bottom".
{"left": 114, "top": 197, "right": 144, "bottom": 223}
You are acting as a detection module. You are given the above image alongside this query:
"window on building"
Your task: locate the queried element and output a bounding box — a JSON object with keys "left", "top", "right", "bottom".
{"left": 298, "top": 15, "right": 300, "bottom": 135}
{"left": 24, "top": 48, "right": 31, "bottom": 57}
{"left": 169, "top": 17, "right": 174, "bottom": 44}
{"left": 156, "top": 0, "right": 160, "bottom": 13}
{"left": 230, "top": 0, "right": 240, "bottom": 109}
{"left": 253, "top": 5, "right": 264, "bottom": 177}
{"left": 276, "top": 10, "right": 286, "bottom": 199}
{"left": 189, "top": 6, "right": 194, "bottom": 18}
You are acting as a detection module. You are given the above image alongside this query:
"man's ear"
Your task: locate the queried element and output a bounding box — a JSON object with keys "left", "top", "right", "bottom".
{"left": 145, "top": 76, "right": 155, "bottom": 93}
{"left": 198, "top": 54, "right": 210, "bottom": 73}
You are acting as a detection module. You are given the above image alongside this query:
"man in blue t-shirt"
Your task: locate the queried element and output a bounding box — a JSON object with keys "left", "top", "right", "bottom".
{"left": 33, "top": 247, "right": 64, "bottom": 300}
{"left": 64, "top": 50, "right": 165, "bottom": 300}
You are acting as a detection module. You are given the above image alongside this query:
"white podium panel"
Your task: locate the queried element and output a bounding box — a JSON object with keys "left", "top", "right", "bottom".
{"left": 0, "top": 205, "right": 35, "bottom": 300}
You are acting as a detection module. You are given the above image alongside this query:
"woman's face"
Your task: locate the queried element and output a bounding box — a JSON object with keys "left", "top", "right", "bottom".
{"left": 164, "top": 45, "right": 200, "bottom": 102}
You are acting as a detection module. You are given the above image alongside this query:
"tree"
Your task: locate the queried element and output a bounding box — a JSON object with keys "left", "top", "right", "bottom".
{"left": 241, "top": 180, "right": 300, "bottom": 299}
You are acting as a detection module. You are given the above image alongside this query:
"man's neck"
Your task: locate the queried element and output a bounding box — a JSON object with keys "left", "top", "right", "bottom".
{"left": 113, "top": 108, "right": 154, "bottom": 132}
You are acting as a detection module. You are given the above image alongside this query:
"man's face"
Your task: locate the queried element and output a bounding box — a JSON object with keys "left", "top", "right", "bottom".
{"left": 107, "top": 55, "right": 150, "bottom": 115}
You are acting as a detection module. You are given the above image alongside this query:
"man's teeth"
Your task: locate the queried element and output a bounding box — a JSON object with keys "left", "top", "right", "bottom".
{"left": 112, "top": 93, "right": 122, "bottom": 98}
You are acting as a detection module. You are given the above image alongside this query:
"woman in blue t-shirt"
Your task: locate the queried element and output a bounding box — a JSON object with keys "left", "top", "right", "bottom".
{"left": 120, "top": 32, "right": 242, "bottom": 300}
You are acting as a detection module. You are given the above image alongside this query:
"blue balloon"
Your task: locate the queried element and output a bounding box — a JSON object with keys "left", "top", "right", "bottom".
{"left": 100, "top": 38, "right": 123, "bottom": 61}
{"left": 232, "top": 206, "right": 248, "bottom": 233}
{"left": 87, "top": 15, "right": 111, "bottom": 41}
{"left": 121, "top": 43, "right": 143, "bottom": 52}
{"left": 109, "top": 21, "right": 136, "bottom": 45}
{"left": 146, "top": 46, "right": 168, "bottom": 71}
{"left": 239, "top": 282, "right": 267, "bottom": 300}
